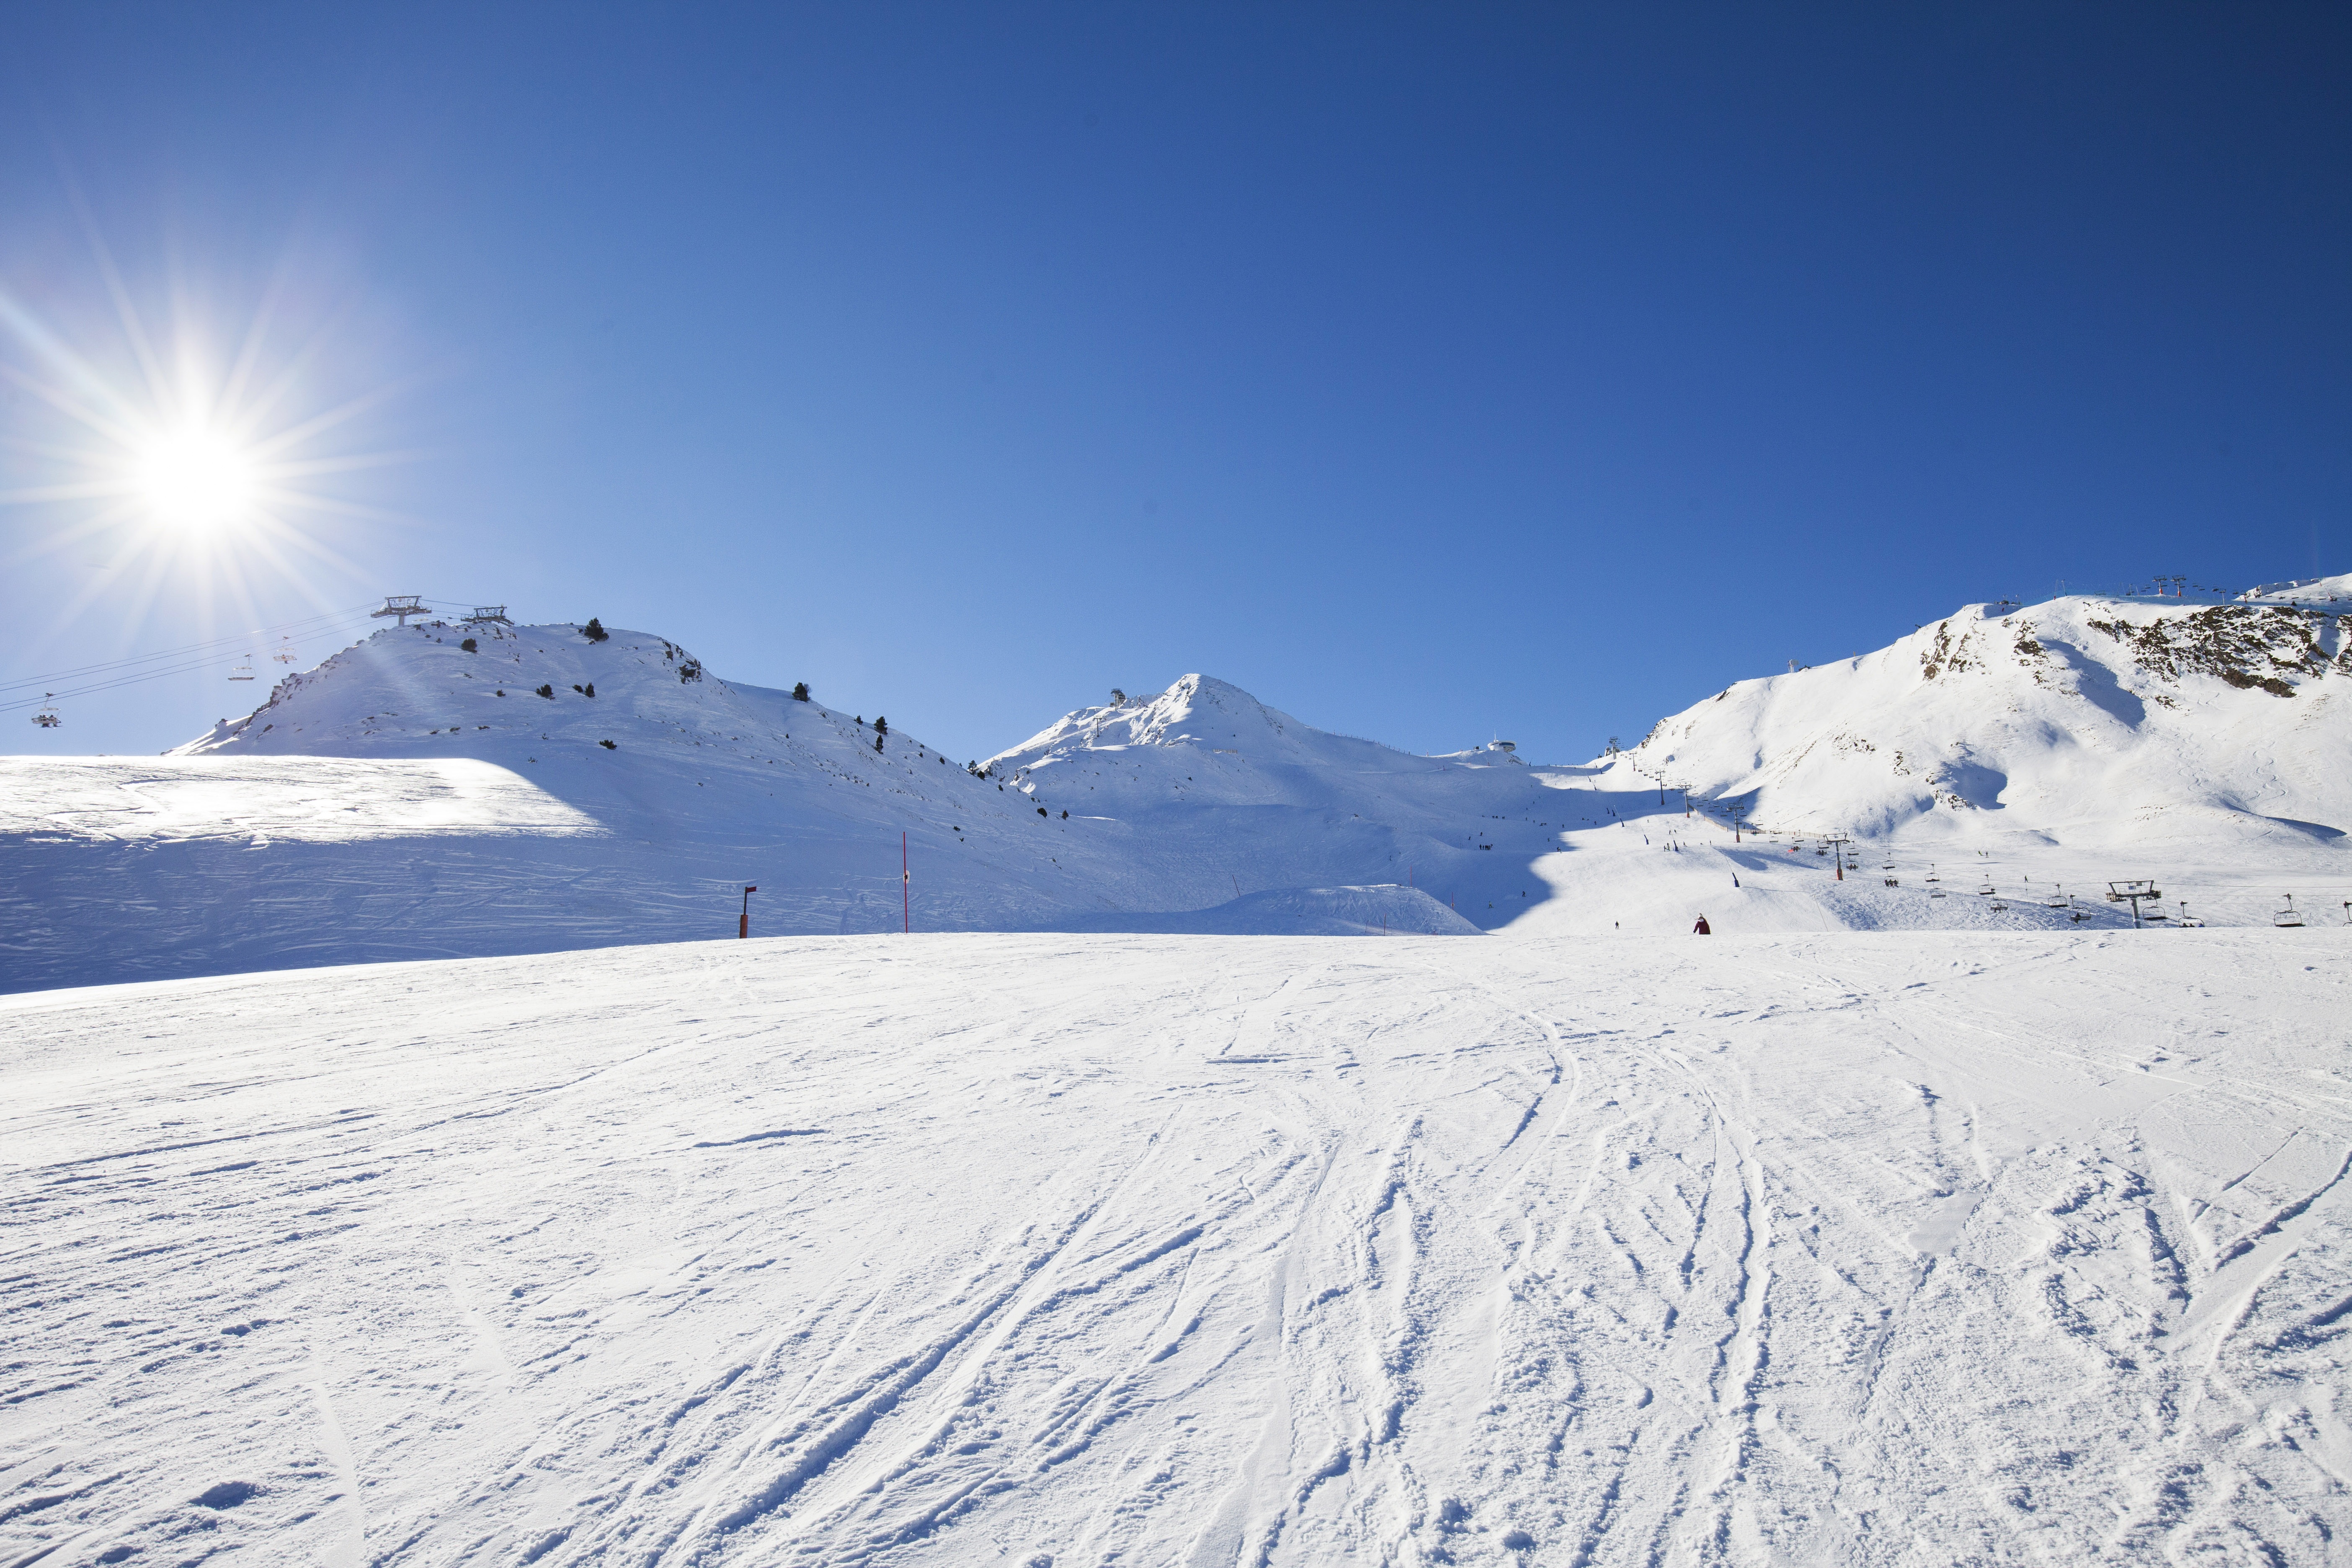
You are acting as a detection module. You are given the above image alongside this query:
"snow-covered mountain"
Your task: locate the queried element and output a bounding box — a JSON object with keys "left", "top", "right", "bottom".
{"left": 5, "top": 590, "right": 2348, "bottom": 993}
{"left": 2241, "top": 568, "right": 2352, "bottom": 604}
{"left": 0, "top": 625, "right": 1524, "bottom": 990}
{"left": 1625, "top": 593, "right": 2352, "bottom": 864}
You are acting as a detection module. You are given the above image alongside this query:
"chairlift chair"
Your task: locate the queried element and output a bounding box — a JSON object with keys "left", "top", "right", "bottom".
{"left": 2274, "top": 895, "right": 2305, "bottom": 929}
{"left": 272, "top": 636, "right": 297, "bottom": 665}
{"left": 229, "top": 655, "right": 256, "bottom": 681}
{"left": 31, "top": 694, "right": 59, "bottom": 728}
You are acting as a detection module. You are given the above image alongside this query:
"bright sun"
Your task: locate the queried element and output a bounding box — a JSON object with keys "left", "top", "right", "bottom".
{"left": 131, "top": 427, "right": 260, "bottom": 531}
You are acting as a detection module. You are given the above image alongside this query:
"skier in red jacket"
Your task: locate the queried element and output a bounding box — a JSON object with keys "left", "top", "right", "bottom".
{"left": 1693, "top": 915, "right": 1712, "bottom": 934}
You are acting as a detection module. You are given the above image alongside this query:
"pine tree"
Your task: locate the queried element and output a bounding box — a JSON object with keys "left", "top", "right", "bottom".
{"left": 536, "top": 684, "right": 554, "bottom": 699}
{"left": 792, "top": 682, "right": 810, "bottom": 701}
{"left": 874, "top": 715, "right": 888, "bottom": 736}
{"left": 461, "top": 637, "right": 478, "bottom": 653}
{"left": 584, "top": 618, "right": 610, "bottom": 643}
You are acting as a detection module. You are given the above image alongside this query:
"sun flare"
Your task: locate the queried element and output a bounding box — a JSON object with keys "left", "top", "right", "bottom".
{"left": 0, "top": 253, "right": 406, "bottom": 624}
{"left": 131, "top": 426, "right": 260, "bottom": 531}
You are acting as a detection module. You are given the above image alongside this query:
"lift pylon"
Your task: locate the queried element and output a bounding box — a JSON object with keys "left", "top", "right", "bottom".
{"left": 371, "top": 595, "right": 427, "bottom": 628}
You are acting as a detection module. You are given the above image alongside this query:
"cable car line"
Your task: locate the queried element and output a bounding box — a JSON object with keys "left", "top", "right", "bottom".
{"left": 0, "top": 603, "right": 377, "bottom": 693}
{"left": 1, "top": 647, "right": 307, "bottom": 712}
{"left": 0, "top": 609, "right": 381, "bottom": 715}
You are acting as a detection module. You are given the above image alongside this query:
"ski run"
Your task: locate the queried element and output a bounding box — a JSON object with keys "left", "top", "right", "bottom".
{"left": 6, "top": 930, "right": 2350, "bottom": 1565}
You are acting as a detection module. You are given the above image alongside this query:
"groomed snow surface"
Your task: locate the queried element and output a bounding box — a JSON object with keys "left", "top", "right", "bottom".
{"left": 7, "top": 929, "right": 2350, "bottom": 1565}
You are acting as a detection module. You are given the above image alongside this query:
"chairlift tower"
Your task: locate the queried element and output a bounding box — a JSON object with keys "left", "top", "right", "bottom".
{"left": 372, "top": 595, "right": 428, "bottom": 628}
{"left": 1823, "top": 833, "right": 1853, "bottom": 881}
{"left": 2106, "top": 879, "right": 2162, "bottom": 929}
{"left": 464, "top": 605, "right": 513, "bottom": 628}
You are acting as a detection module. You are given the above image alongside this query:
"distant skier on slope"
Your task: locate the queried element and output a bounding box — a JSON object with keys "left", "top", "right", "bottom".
{"left": 1732, "top": 874, "right": 1740, "bottom": 887}
{"left": 1694, "top": 915, "right": 1712, "bottom": 934}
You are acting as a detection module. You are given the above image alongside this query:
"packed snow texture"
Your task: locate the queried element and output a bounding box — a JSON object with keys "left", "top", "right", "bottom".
{"left": 3, "top": 597, "right": 2346, "bottom": 994}
{"left": 4, "top": 930, "right": 2348, "bottom": 1565}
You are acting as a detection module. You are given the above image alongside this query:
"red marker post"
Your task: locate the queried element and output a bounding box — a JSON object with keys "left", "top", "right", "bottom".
{"left": 740, "top": 885, "right": 757, "bottom": 939}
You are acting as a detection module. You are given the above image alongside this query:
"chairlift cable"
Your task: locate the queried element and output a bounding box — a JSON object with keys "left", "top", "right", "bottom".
{"left": 0, "top": 650, "right": 304, "bottom": 712}
{"left": 0, "top": 603, "right": 377, "bottom": 693}
{"left": 0, "top": 609, "right": 378, "bottom": 713}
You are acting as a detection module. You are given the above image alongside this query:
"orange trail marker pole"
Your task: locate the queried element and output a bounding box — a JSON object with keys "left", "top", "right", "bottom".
{"left": 740, "top": 885, "right": 757, "bottom": 938}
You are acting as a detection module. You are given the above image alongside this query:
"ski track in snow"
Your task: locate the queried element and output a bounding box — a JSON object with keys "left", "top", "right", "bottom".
{"left": 4, "top": 930, "right": 2349, "bottom": 1565}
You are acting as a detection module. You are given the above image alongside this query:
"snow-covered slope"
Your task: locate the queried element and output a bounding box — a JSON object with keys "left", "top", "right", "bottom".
{"left": 7, "top": 928, "right": 2348, "bottom": 1565}
{"left": 2241, "top": 568, "right": 2352, "bottom": 605}
{"left": 1, "top": 620, "right": 1151, "bottom": 991}
{"left": 1626, "top": 595, "right": 2352, "bottom": 866}
{"left": 3, "top": 629, "right": 1544, "bottom": 992}
{"left": 7, "top": 596, "right": 2349, "bottom": 994}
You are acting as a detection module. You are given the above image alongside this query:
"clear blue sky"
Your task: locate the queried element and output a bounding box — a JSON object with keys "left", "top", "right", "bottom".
{"left": 3, "top": 3, "right": 2346, "bottom": 763}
